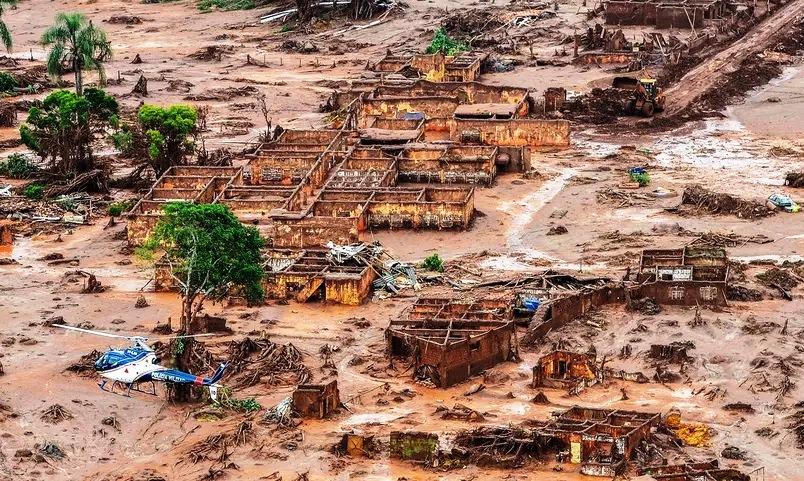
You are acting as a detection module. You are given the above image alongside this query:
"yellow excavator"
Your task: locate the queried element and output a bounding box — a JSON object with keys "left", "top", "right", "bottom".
{"left": 613, "top": 76, "right": 666, "bottom": 117}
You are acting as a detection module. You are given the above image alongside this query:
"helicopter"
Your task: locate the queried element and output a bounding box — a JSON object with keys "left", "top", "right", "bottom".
{"left": 54, "top": 324, "right": 227, "bottom": 401}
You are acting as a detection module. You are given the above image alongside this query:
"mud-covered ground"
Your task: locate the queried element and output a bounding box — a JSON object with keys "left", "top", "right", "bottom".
{"left": 1, "top": 0, "right": 803, "bottom": 481}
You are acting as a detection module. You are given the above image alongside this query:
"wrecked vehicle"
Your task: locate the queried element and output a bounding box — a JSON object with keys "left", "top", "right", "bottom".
{"left": 767, "top": 193, "right": 800, "bottom": 213}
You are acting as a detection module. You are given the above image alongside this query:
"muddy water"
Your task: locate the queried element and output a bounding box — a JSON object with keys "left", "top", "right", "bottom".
{"left": 730, "top": 64, "right": 804, "bottom": 139}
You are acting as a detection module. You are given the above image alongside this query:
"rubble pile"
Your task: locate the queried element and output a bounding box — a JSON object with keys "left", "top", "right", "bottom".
{"left": 681, "top": 185, "right": 775, "bottom": 219}
{"left": 451, "top": 425, "right": 533, "bottom": 467}
{"left": 562, "top": 88, "right": 630, "bottom": 124}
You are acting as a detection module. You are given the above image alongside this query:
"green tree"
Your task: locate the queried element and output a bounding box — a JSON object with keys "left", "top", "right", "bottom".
{"left": 42, "top": 13, "right": 112, "bottom": 96}
{"left": 425, "top": 27, "right": 467, "bottom": 56}
{"left": 0, "top": 0, "right": 17, "bottom": 52}
{"left": 138, "top": 104, "right": 198, "bottom": 176}
{"left": 19, "top": 88, "right": 118, "bottom": 175}
{"left": 144, "top": 202, "right": 264, "bottom": 332}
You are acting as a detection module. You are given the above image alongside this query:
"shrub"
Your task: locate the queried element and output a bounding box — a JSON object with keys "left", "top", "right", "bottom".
{"left": 108, "top": 200, "right": 134, "bottom": 217}
{"left": 0, "top": 72, "right": 17, "bottom": 92}
{"left": 425, "top": 28, "right": 467, "bottom": 56}
{"left": 422, "top": 253, "right": 445, "bottom": 272}
{"left": 0, "top": 153, "right": 38, "bottom": 178}
{"left": 23, "top": 184, "right": 44, "bottom": 199}
{"left": 217, "top": 396, "right": 261, "bottom": 412}
{"left": 629, "top": 171, "right": 650, "bottom": 186}
{"left": 111, "top": 129, "right": 134, "bottom": 154}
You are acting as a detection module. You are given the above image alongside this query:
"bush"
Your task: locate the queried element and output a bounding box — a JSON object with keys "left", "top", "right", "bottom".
{"left": 422, "top": 253, "right": 445, "bottom": 272}
{"left": 23, "top": 184, "right": 44, "bottom": 199}
{"left": 197, "top": 0, "right": 256, "bottom": 11}
{"left": 108, "top": 200, "right": 134, "bottom": 217}
{"left": 217, "top": 396, "right": 261, "bottom": 413}
{"left": 0, "top": 72, "right": 17, "bottom": 93}
{"left": 111, "top": 129, "right": 134, "bottom": 154}
{"left": 629, "top": 171, "right": 651, "bottom": 186}
{"left": 425, "top": 28, "right": 467, "bottom": 56}
{"left": 0, "top": 154, "right": 38, "bottom": 178}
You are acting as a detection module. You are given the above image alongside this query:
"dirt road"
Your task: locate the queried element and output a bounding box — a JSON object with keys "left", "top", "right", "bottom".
{"left": 663, "top": 0, "right": 804, "bottom": 116}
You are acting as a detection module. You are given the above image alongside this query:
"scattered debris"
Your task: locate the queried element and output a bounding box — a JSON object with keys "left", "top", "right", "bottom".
{"left": 41, "top": 404, "right": 73, "bottom": 424}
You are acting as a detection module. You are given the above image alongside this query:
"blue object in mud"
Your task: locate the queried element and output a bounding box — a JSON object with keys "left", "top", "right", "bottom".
{"left": 522, "top": 298, "right": 541, "bottom": 311}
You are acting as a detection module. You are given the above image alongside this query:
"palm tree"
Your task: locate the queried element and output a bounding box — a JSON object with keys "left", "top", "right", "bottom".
{"left": 0, "top": 0, "right": 18, "bottom": 52}
{"left": 41, "top": 13, "right": 112, "bottom": 96}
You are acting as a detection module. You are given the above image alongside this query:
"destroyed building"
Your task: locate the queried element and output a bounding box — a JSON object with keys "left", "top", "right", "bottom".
{"left": 532, "top": 350, "right": 598, "bottom": 389}
{"left": 530, "top": 407, "right": 661, "bottom": 476}
{"left": 154, "top": 242, "right": 410, "bottom": 305}
{"left": 371, "top": 51, "right": 487, "bottom": 83}
{"left": 386, "top": 316, "right": 516, "bottom": 387}
{"left": 395, "top": 406, "right": 661, "bottom": 475}
{"left": 636, "top": 247, "right": 729, "bottom": 306}
{"left": 292, "top": 380, "right": 340, "bottom": 419}
{"left": 640, "top": 459, "right": 751, "bottom": 480}
{"left": 129, "top": 53, "right": 571, "bottom": 307}
{"left": 604, "top": 0, "right": 733, "bottom": 29}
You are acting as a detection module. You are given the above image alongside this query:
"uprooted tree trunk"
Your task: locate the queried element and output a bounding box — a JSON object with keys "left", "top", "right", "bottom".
{"left": 296, "top": 0, "right": 312, "bottom": 22}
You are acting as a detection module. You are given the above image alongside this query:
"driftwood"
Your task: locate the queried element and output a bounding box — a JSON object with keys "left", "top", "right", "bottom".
{"left": 681, "top": 184, "right": 774, "bottom": 219}
{"left": 41, "top": 404, "right": 73, "bottom": 424}
{"left": 45, "top": 169, "right": 107, "bottom": 198}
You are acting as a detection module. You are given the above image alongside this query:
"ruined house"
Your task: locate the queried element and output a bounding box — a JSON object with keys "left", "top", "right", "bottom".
{"left": 292, "top": 380, "right": 340, "bottom": 418}
{"left": 531, "top": 407, "right": 661, "bottom": 476}
{"left": 372, "top": 51, "right": 487, "bottom": 82}
{"left": 604, "top": 0, "right": 731, "bottom": 29}
{"left": 426, "top": 406, "right": 661, "bottom": 475}
{"left": 386, "top": 318, "right": 516, "bottom": 387}
{"left": 261, "top": 247, "right": 380, "bottom": 305}
{"left": 636, "top": 247, "right": 729, "bottom": 306}
{"left": 407, "top": 296, "right": 512, "bottom": 322}
{"left": 532, "top": 350, "right": 598, "bottom": 389}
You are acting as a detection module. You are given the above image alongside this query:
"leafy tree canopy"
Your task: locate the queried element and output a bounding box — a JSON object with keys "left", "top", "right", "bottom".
{"left": 42, "top": 12, "right": 112, "bottom": 95}
{"left": 138, "top": 104, "right": 198, "bottom": 175}
{"left": 20, "top": 88, "right": 118, "bottom": 175}
{"left": 145, "top": 203, "right": 265, "bottom": 331}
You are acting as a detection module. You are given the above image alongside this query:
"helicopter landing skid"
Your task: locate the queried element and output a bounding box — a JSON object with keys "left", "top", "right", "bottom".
{"left": 99, "top": 379, "right": 158, "bottom": 398}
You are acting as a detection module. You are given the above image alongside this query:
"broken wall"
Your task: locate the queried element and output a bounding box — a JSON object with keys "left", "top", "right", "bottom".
{"left": 451, "top": 119, "right": 570, "bottom": 147}
{"left": 292, "top": 380, "right": 340, "bottom": 418}
{"left": 440, "top": 325, "right": 513, "bottom": 387}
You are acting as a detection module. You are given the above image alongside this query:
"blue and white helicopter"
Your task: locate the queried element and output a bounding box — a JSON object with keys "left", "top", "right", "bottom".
{"left": 55, "top": 324, "right": 227, "bottom": 401}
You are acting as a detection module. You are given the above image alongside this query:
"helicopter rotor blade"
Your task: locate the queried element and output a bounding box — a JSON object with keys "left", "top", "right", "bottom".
{"left": 152, "top": 333, "right": 220, "bottom": 340}
{"left": 52, "top": 324, "right": 135, "bottom": 339}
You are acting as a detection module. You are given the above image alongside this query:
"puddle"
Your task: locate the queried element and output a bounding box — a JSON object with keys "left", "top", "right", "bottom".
{"left": 502, "top": 402, "right": 530, "bottom": 416}
{"left": 341, "top": 411, "right": 411, "bottom": 427}
{"left": 478, "top": 255, "right": 535, "bottom": 272}
{"left": 653, "top": 118, "right": 773, "bottom": 171}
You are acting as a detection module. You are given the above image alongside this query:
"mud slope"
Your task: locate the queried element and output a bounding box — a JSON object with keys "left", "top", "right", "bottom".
{"left": 662, "top": 0, "right": 804, "bottom": 116}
